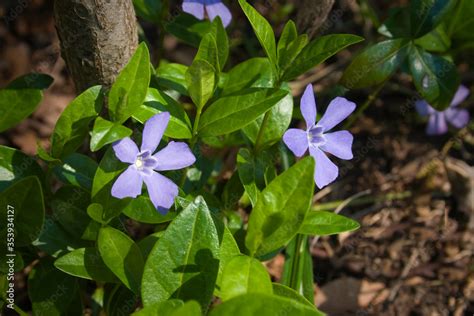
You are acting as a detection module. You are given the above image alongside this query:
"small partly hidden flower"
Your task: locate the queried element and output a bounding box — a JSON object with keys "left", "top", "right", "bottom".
{"left": 415, "top": 85, "right": 470, "bottom": 135}
{"left": 111, "top": 112, "right": 196, "bottom": 214}
{"left": 283, "top": 84, "right": 356, "bottom": 189}
{"left": 182, "top": 0, "right": 232, "bottom": 27}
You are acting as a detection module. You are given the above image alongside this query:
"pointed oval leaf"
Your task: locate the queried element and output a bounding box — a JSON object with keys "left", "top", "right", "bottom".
{"left": 90, "top": 117, "right": 132, "bottom": 152}
{"left": 0, "top": 145, "right": 44, "bottom": 192}
{"left": 245, "top": 157, "right": 315, "bottom": 257}
{"left": 185, "top": 59, "right": 216, "bottom": 110}
{"left": 98, "top": 227, "right": 145, "bottom": 294}
{"left": 141, "top": 197, "right": 220, "bottom": 309}
{"left": 410, "top": 0, "right": 457, "bottom": 38}
{"left": 272, "top": 283, "right": 315, "bottom": 308}
{"left": 299, "top": 211, "right": 360, "bottom": 236}
{"left": 53, "top": 153, "right": 98, "bottom": 190}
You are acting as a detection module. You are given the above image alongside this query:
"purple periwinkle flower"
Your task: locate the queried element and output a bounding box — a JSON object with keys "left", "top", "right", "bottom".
{"left": 415, "top": 85, "right": 470, "bottom": 135}
{"left": 111, "top": 112, "right": 196, "bottom": 214}
{"left": 283, "top": 84, "right": 356, "bottom": 189}
{"left": 182, "top": 0, "right": 232, "bottom": 27}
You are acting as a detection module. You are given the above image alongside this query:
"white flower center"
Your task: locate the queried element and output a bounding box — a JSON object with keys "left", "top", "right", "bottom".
{"left": 134, "top": 157, "right": 144, "bottom": 169}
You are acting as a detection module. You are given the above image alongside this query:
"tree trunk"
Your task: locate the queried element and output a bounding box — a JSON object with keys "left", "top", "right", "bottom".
{"left": 297, "top": 0, "right": 335, "bottom": 38}
{"left": 53, "top": 0, "right": 138, "bottom": 92}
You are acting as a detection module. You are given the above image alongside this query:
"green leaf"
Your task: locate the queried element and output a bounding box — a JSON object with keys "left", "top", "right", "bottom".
{"left": 281, "top": 34, "right": 364, "bottom": 82}
{"left": 414, "top": 24, "right": 451, "bottom": 52}
{"left": 132, "top": 88, "right": 192, "bottom": 139}
{"left": 109, "top": 42, "right": 151, "bottom": 122}
{"left": 199, "top": 88, "right": 287, "bottom": 137}
{"left": 185, "top": 59, "right": 216, "bottom": 110}
{"left": 245, "top": 157, "right": 315, "bottom": 257}
{"left": 0, "top": 145, "right": 44, "bottom": 192}
{"left": 215, "top": 226, "right": 241, "bottom": 296}
{"left": 133, "top": 0, "right": 164, "bottom": 23}
{"left": 410, "top": 0, "right": 457, "bottom": 38}
{"left": 165, "top": 14, "right": 212, "bottom": 47}
{"left": 51, "top": 86, "right": 103, "bottom": 158}
{"left": 0, "top": 73, "right": 52, "bottom": 132}
{"left": 132, "top": 300, "right": 184, "bottom": 316}
{"left": 55, "top": 247, "right": 119, "bottom": 283}
{"left": 408, "top": 46, "right": 460, "bottom": 110}
{"left": 172, "top": 301, "right": 202, "bottom": 316}
{"left": 91, "top": 148, "right": 130, "bottom": 223}
{"left": 209, "top": 293, "right": 324, "bottom": 316}
{"left": 142, "top": 197, "right": 220, "bottom": 309}
{"left": 272, "top": 283, "right": 315, "bottom": 308}
{"left": 98, "top": 227, "right": 145, "bottom": 294}
{"left": 28, "top": 258, "right": 80, "bottom": 315}
{"left": 238, "top": 0, "right": 277, "bottom": 72}
{"left": 195, "top": 33, "right": 220, "bottom": 73}
{"left": 378, "top": 7, "right": 411, "bottom": 38}
{"left": 340, "top": 39, "right": 409, "bottom": 89}
{"left": 299, "top": 211, "right": 360, "bottom": 235}
{"left": 221, "top": 58, "right": 275, "bottom": 96}
{"left": 53, "top": 153, "right": 98, "bottom": 190}
{"left": 221, "top": 255, "right": 273, "bottom": 301}
{"left": 447, "top": 0, "right": 474, "bottom": 42}
{"left": 242, "top": 92, "right": 293, "bottom": 149}
{"left": 104, "top": 285, "right": 137, "bottom": 316}
{"left": 277, "top": 20, "right": 298, "bottom": 59}
{"left": 211, "top": 17, "right": 229, "bottom": 71}
{"left": 0, "top": 176, "right": 44, "bottom": 247}
{"left": 278, "top": 35, "right": 309, "bottom": 74}
{"left": 123, "top": 196, "right": 176, "bottom": 224}
{"left": 90, "top": 116, "right": 132, "bottom": 152}
{"left": 156, "top": 62, "right": 188, "bottom": 96}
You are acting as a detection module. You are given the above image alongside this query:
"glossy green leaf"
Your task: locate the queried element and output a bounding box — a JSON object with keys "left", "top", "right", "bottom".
{"left": 210, "top": 293, "right": 324, "bottom": 316}
{"left": 0, "top": 73, "right": 52, "bottom": 132}
{"left": 132, "top": 88, "right": 192, "bottom": 139}
{"left": 195, "top": 33, "right": 220, "bottom": 73}
{"left": 109, "top": 42, "right": 151, "bottom": 122}
{"left": 242, "top": 92, "right": 293, "bottom": 148}
{"left": 51, "top": 86, "right": 103, "bottom": 158}
{"left": 414, "top": 24, "right": 451, "bottom": 52}
{"left": 53, "top": 153, "right": 98, "bottom": 190}
{"left": 221, "top": 255, "right": 273, "bottom": 301}
{"left": 155, "top": 62, "right": 188, "bottom": 95}
{"left": 410, "top": 0, "right": 457, "bottom": 37}
{"left": 238, "top": 0, "right": 277, "bottom": 71}
{"left": 142, "top": 196, "right": 219, "bottom": 309}
{"left": 341, "top": 39, "right": 409, "bottom": 89}
{"left": 221, "top": 58, "right": 275, "bottom": 96}
{"left": 272, "top": 283, "right": 314, "bottom": 308}
{"left": 123, "top": 196, "right": 176, "bottom": 224}
{"left": 282, "top": 34, "right": 363, "bottom": 82}
{"left": 55, "top": 247, "right": 119, "bottom": 282}
{"left": 0, "top": 176, "right": 44, "bottom": 247}
{"left": 277, "top": 20, "right": 298, "bottom": 59}
{"left": 278, "top": 35, "right": 309, "bottom": 74}
{"left": 215, "top": 226, "right": 241, "bottom": 296}
{"left": 133, "top": 0, "right": 164, "bottom": 23}
{"left": 409, "top": 46, "right": 460, "bottom": 110}
{"left": 132, "top": 300, "right": 185, "bottom": 316}
{"left": 185, "top": 59, "right": 216, "bottom": 110}
{"left": 90, "top": 148, "right": 130, "bottom": 223}
{"left": 199, "top": 88, "right": 287, "bottom": 137}
{"left": 98, "top": 227, "right": 145, "bottom": 294}
{"left": 299, "top": 211, "right": 360, "bottom": 235}
{"left": 28, "top": 258, "right": 80, "bottom": 315}
{"left": 246, "top": 157, "right": 315, "bottom": 257}
{"left": 90, "top": 116, "right": 132, "bottom": 152}
{"left": 211, "top": 17, "right": 229, "bottom": 71}
{"left": 0, "top": 145, "right": 44, "bottom": 192}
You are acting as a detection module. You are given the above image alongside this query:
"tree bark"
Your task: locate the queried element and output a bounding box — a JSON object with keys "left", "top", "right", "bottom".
{"left": 296, "top": 0, "right": 335, "bottom": 38}
{"left": 54, "top": 0, "right": 138, "bottom": 92}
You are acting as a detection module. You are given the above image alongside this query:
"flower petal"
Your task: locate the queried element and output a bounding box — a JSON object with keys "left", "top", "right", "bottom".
{"left": 415, "top": 100, "right": 435, "bottom": 117}
{"left": 111, "top": 166, "right": 143, "bottom": 199}
{"left": 318, "top": 97, "right": 356, "bottom": 132}
{"left": 451, "top": 85, "right": 469, "bottom": 107}
{"left": 320, "top": 130, "right": 353, "bottom": 160}
{"left": 141, "top": 112, "right": 170, "bottom": 153}
{"left": 309, "top": 146, "right": 339, "bottom": 189}
{"left": 112, "top": 137, "right": 139, "bottom": 164}
{"left": 283, "top": 128, "right": 309, "bottom": 157}
{"left": 205, "top": 2, "right": 232, "bottom": 27}
{"left": 445, "top": 108, "right": 470, "bottom": 129}
{"left": 143, "top": 172, "right": 179, "bottom": 214}
{"left": 300, "top": 84, "right": 317, "bottom": 129}
{"left": 182, "top": 0, "right": 205, "bottom": 20}
{"left": 153, "top": 141, "right": 196, "bottom": 171}
{"left": 426, "top": 112, "right": 448, "bottom": 135}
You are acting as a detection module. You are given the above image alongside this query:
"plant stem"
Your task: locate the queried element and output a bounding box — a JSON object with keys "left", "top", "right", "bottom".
{"left": 288, "top": 234, "right": 306, "bottom": 293}
{"left": 190, "top": 108, "right": 203, "bottom": 150}
{"left": 343, "top": 81, "right": 386, "bottom": 129}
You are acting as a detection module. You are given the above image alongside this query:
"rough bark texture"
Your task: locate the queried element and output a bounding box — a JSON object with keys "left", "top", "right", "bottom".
{"left": 54, "top": 0, "right": 138, "bottom": 92}
{"left": 297, "top": 0, "right": 335, "bottom": 38}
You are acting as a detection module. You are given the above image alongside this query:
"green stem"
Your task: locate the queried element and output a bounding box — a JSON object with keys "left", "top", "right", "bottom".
{"left": 343, "top": 82, "right": 386, "bottom": 129}
{"left": 288, "top": 234, "right": 306, "bottom": 292}
{"left": 190, "top": 108, "right": 203, "bottom": 150}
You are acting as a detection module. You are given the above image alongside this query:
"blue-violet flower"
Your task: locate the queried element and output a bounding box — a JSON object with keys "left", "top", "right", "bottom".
{"left": 111, "top": 112, "right": 196, "bottom": 214}
{"left": 182, "top": 0, "right": 232, "bottom": 27}
{"left": 283, "top": 84, "right": 356, "bottom": 189}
